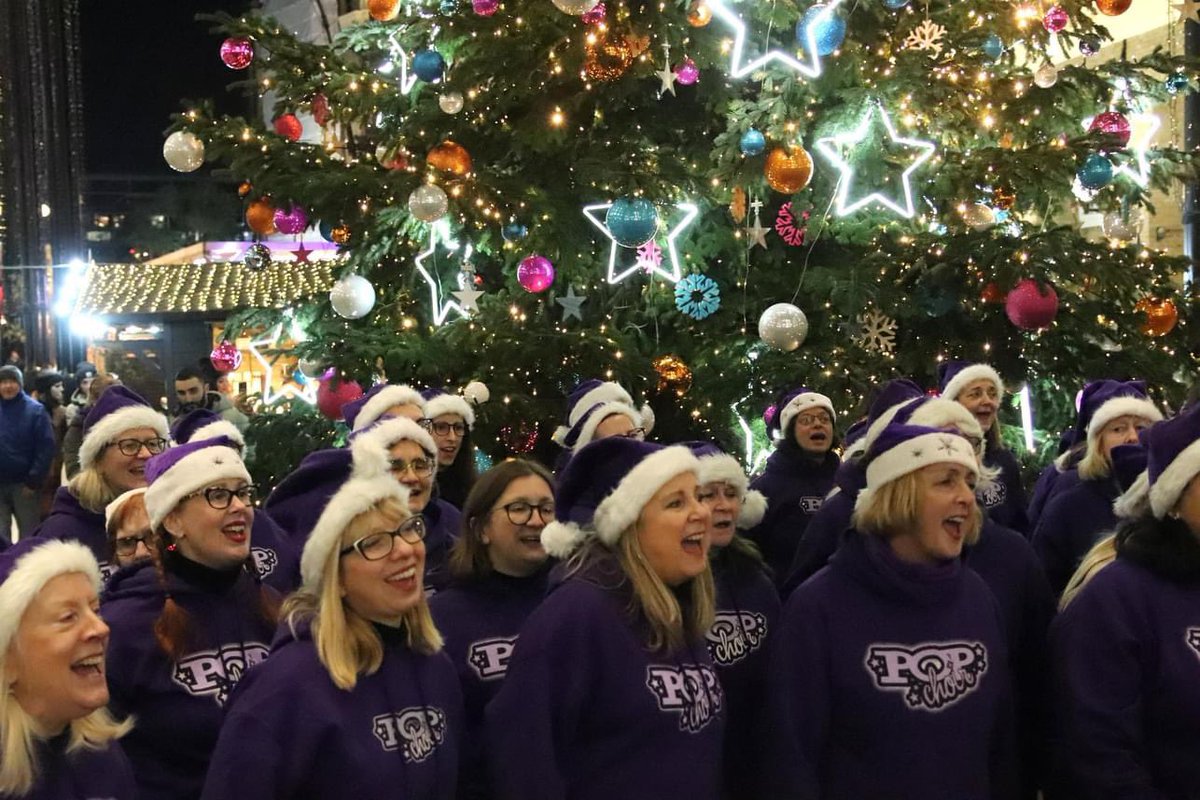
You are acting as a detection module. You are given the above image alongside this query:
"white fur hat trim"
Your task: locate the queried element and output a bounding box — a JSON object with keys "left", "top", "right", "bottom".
{"left": 79, "top": 406, "right": 169, "bottom": 471}
{"left": 423, "top": 393, "right": 476, "bottom": 428}
{"left": 855, "top": 432, "right": 979, "bottom": 514}
{"left": 105, "top": 487, "right": 148, "bottom": 533}
{"left": 1087, "top": 396, "right": 1163, "bottom": 441}
{"left": 553, "top": 401, "right": 645, "bottom": 452}
{"left": 778, "top": 392, "right": 835, "bottom": 438}
{"left": 350, "top": 417, "right": 438, "bottom": 480}
{"left": 189, "top": 418, "right": 245, "bottom": 447}
{"left": 0, "top": 541, "right": 101, "bottom": 656}
{"left": 144, "top": 445, "right": 251, "bottom": 531}
{"left": 351, "top": 385, "right": 426, "bottom": 432}
{"left": 941, "top": 364, "right": 1005, "bottom": 404}
{"left": 1149, "top": 438, "right": 1200, "bottom": 519}
{"left": 569, "top": 382, "right": 634, "bottom": 426}
{"left": 696, "top": 453, "right": 766, "bottom": 529}
{"left": 738, "top": 490, "right": 768, "bottom": 529}
{"left": 540, "top": 520, "right": 588, "bottom": 559}
{"left": 300, "top": 474, "right": 410, "bottom": 589}
{"left": 592, "top": 446, "right": 702, "bottom": 546}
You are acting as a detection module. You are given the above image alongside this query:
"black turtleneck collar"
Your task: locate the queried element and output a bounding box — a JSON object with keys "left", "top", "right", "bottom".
{"left": 372, "top": 620, "right": 409, "bottom": 648}
{"left": 165, "top": 547, "right": 243, "bottom": 592}
{"left": 1116, "top": 517, "right": 1200, "bottom": 584}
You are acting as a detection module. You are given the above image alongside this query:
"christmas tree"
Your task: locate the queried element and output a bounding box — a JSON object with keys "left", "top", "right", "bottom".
{"left": 171, "top": 0, "right": 1199, "bottom": 480}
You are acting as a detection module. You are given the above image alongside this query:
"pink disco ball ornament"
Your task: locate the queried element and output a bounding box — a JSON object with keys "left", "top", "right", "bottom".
{"left": 1042, "top": 5, "right": 1068, "bottom": 32}
{"left": 763, "top": 403, "right": 778, "bottom": 427}
{"left": 317, "top": 375, "right": 364, "bottom": 420}
{"left": 582, "top": 2, "right": 606, "bottom": 23}
{"left": 219, "top": 37, "right": 254, "bottom": 70}
{"left": 675, "top": 58, "right": 700, "bottom": 85}
{"left": 1005, "top": 279, "right": 1059, "bottom": 330}
{"left": 273, "top": 205, "right": 309, "bottom": 235}
{"left": 473, "top": 0, "right": 499, "bottom": 15}
{"left": 273, "top": 114, "right": 303, "bottom": 141}
{"left": 517, "top": 254, "right": 556, "bottom": 293}
{"left": 209, "top": 340, "right": 242, "bottom": 373}
{"left": 1088, "top": 110, "right": 1131, "bottom": 147}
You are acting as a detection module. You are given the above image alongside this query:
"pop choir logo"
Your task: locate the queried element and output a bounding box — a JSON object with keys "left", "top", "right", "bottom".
{"left": 645, "top": 664, "right": 724, "bottom": 733}
{"left": 372, "top": 707, "right": 448, "bottom": 763}
{"left": 468, "top": 636, "right": 519, "bottom": 680}
{"left": 173, "top": 642, "right": 270, "bottom": 706}
{"left": 705, "top": 611, "right": 768, "bottom": 666}
{"left": 865, "top": 641, "right": 989, "bottom": 711}
{"left": 1187, "top": 628, "right": 1200, "bottom": 662}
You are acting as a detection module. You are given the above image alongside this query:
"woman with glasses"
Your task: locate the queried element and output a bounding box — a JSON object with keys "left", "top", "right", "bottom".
{"left": 34, "top": 385, "right": 169, "bottom": 584}
{"left": 430, "top": 459, "right": 556, "bottom": 799}
{"left": 550, "top": 379, "right": 654, "bottom": 472}
{"left": 105, "top": 487, "right": 153, "bottom": 569}
{"left": 488, "top": 438, "right": 724, "bottom": 799}
{"left": 745, "top": 387, "right": 841, "bottom": 587}
{"left": 201, "top": 463, "right": 463, "bottom": 799}
{"left": 421, "top": 388, "right": 480, "bottom": 509}
{"left": 101, "top": 437, "right": 278, "bottom": 800}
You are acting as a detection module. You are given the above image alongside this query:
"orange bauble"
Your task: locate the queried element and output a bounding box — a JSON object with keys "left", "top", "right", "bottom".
{"left": 764, "top": 146, "right": 814, "bottom": 194}
{"left": 427, "top": 141, "right": 473, "bottom": 176}
{"left": 687, "top": 1, "right": 712, "bottom": 26}
{"left": 331, "top": 225, "right": 352, "bottom": 245}
{"left": 1137, "top": 297, "right": 1179, "bottom": 337}
{"left": 237, "top": 181, "right": 253, "bottom": 198}
{"left": 368, "top": 0, "right": 401, "bottom": 20}
{"left": 245, "top": 198, "right": 276, "bottom": 235}
{"left": 1096, "top": 0, "right": 1131, "bottom": 15}
{"left": 652, "top": 354, "right": 693, "bottom": 396}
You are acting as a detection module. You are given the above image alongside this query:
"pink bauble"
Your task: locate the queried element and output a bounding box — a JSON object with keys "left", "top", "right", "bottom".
{"left": 273, "top": 114, "right": 303, "bottom": 141}
{"left": 517, "top": 254, "right": 555, "bottom": 293}
{"left": 763, "top": 403, "right": 778, "bottom": 427}
{"left": 1005, "top": 279, "right": 1059, "bottom": 330}
{"left": 220, "top": 37, "right": 254, "bottom": 70}
{"left": 1042, "top": 5, "right": 1069, "bottom": 32}
{"left": 473, "top": 0, "right": 499, "bottom": 14}
{"left": 1088, "top": 110, "right": 1131, "bottom": 147}
{"left": 209, "top": 340, "right": 242, "bottom": 373}
{"left": 317, "top": 376, "right": 364, "bottom": 420}
{"left": 273, "top": 205, "right": 309, "bottom": 235}
{"left": 581, "top": 2, "right": 606, "bottom": 23}
{"left": 675, "top": 58, "right": 700, "bottom": 85}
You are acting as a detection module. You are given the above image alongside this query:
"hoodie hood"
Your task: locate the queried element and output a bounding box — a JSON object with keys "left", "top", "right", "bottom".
{"left": 830, "top": 528, "right": 965, "bottom": 607}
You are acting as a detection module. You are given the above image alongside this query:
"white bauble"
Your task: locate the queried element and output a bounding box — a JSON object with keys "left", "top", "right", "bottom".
{"left": 407, "top": 184, "right": 449, "bottom": 222}
{"left": 163, "top": 131, "right": 205, "bottom": 172}
{"left": 757, "top": 303, "right": 809, "bottom": 351}
{"left": 330, "top": 275, "right": 377, "bottom": 319}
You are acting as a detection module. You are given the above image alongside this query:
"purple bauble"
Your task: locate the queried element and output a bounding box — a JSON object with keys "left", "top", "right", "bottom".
{"left": 581, "top": 1, "right": 606, "bottom": 23}
{"left": 273, "top": 205, "right": 309, "bottom": 235}
{"left": 1042, "top": 5, "right": 1068, "bottom": 32}
{"left": 763, "top": 403, "right": 778, "bottom": 427}
{"left": 517, "top": 254, "right": 555, "bottom": 293}
{"left": 1088, "top": 110, "right": 1131, "bottom": 147}
{"left": 220, "top": 37, "right": 255, "bottom": 70}
{"left": 675, "top": 58, "right": 700, "bottom": 85}
{"left": 473, "top": 0, "right": 499, "bottom": 15}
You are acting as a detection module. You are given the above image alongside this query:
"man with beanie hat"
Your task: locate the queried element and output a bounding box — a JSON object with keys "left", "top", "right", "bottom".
{"left": 0, "top": 363, "right": 56, "bottom": 544}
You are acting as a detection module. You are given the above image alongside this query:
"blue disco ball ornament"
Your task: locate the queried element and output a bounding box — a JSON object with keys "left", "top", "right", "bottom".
{"left": 473, "top": 448, "right": 494, "bottom": 473}
{"left": 796, "top": 4, "right": 846, "bottom": 56}
{"left": 412, "top": 50, "right": 446, "bottom": 82}
{"left": 739, "top": 129, "right": 766, "bottom": 156}
{"left": 883, "top": 0, "right": 910, "bottom": 8}
{"left": 1077, "top": 154, "right": 1113, "bottom": 190}
{"left": 982, "top": 34, "right": 1004, "bottom": 60}
{"left": 1166, "top": 72, "right": 1190, "bottom": 95}
{"left": 501, "top": 222, "right": 528, "bottom": 242}
{"left": 1079, "top": 35, "right": 1102, "bottom": 55}
{"left": 439, "top": 0, "right": 459, "bottom": 14}
{"left": 605, "top": 197, "right": 659, "bottom": 248}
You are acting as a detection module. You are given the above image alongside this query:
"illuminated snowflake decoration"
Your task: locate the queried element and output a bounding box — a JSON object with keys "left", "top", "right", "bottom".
{"left": 675, "top": 273, "right": 721, "bottom": 320}
{"left": 854, "top": 309, "right": 898, "bottom": 354}
{"left": 903, "top": 19, "right": 946, "bottom": 58}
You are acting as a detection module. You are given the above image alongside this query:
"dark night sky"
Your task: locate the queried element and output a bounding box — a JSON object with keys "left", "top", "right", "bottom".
{"left": 81, "top": 0, "right": 253, "bottom": 175}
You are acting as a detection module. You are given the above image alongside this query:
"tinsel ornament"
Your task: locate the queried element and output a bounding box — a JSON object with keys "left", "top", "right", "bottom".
{"left": 427, "top": 141, "right": 473, "bottom": 175}
{"left": 1136, "top": 297, "right": 1179, "bottom": 337}
{"left": 246, "top": 198, "right": 277, "bottom": 235}
{"left": 368, "top": 0, "right": 402, "bottom": 19}
{"left": 584, "top": 29, "right": 649, "bottom": 81}
{"left": 652, "top": 354, "right": 693, "bottom": 396}
{"left": 209, "top": 340, "right": 242, "bottom": 373}
{"left": 500, "top": 422, "right": 539, "bottom": 454}
{"left": 273, "top": 114, "right": 303, "bottom": 141}
{"left": 317, "top": 376, "right": 364, "bottom": 421}
{"left": 1005, "top": 279, "right": 1059, "bottom": 330}
{"left": 992, "top": 185, "right": 1016, "bottom": 210}
{"left": 758, "top": 303, "right": 809, "bottom": 351}
{"left": 581, "top": 3, "right": 606, "bottom": 23}
{"left": 687, "top": 1, "right": 712, "bottom": 25}
{"left": 764, "top": 146, "right": 814, "bottom": 194}
{"left": 331, "top": 225, "right": 352, "bottom": 245}
{"left": 243, "top": 243, "right": 272, "bottom": 272}
{"left": 219, "top": 37, "right": 255, "bottom": 70}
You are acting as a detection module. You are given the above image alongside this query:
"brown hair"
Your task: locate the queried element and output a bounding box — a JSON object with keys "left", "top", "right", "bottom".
{"left": 106, "top": 493, "right": 150, "bottom": 563}
{"left": 88, "top": 374, "right": 120, "bottom": 404}
{"left": 449, "top": 459, "right": 555, "bottom": 581}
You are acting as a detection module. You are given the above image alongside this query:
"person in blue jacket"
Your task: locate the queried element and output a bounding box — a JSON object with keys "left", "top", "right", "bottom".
{"left": 765, "top": 423, "right": 1018, "bottom": 800}
{"left": 1050, "top": 402, "right": 1200, "bottom": 799}
{"left": 0, "top": 364, "right": 56, "bottom": 545}
{"left": 488, "top": 438, "right": 724, "bottom": 800}
{"left": 201, "top": 458, "right": 463, "bottom": 799}
{"left": 745, "top": 386, "right": 840, "bottom": 585}
{"left": 430, "top": 458, "right": 556, "bottom": 799}
{"left": 0, "top": 537, "right": 135, "bottom": 799}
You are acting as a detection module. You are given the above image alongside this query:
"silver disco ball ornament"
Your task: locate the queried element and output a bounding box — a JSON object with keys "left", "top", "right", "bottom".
{"left": 407, "top": 184, "right": 449, "bottom": 222}
{"left": 242, "top": 243, "right": 272, "bottom": 272}
{"left": 163, "top": 131, "right": 205, "bottom": 173}
{"left": 439, "top": 91, "right": 465, "bottom": 114}
{"left": 757, "top": 303, "right": 809, "bottom": 351}
{"left": 329, "top": 274, "right": 377, "bottom": 319}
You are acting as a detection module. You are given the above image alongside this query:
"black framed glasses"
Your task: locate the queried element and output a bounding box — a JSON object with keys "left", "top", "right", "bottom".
{"left": 616, "top": 427, "right": 646, "bottom": 440}
{"left": 497, "top": 500, "right": 555, "bottom": 526}
{"left": 183, "top": 485, "right": 257, "bottom": 510}
{"left": 420, "top": 419, "right": 467, "bottom": 437}
{"left": 114, "top": 532, "right": 152, "bottom": 556}
{"left": 389, "top": 457, "right": 436, "bottom": 477}
{"left": 111, "top": 437, "right": 169, "bottom": 457}
{"left": 795, "top": 414, "right": 832, "bottom": 427}
{"left": 340, "top": 516, "right": 427, "bottom": 560}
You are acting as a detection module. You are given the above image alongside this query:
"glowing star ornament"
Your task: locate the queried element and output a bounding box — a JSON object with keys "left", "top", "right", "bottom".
{"left": 1114, "top": 113, "right": 1161, "bottom": 187}
{"left": 814, "top": 102, "right": 936, "bottom": 217}
{"left": 582, "top": 201, "right": 699, "bottom": 284}
{"left": 555, "top": 285, "right": 587, "bottom": 321}
{"left": 248, "top": 326, "right": 318, "bottom": 406}
{"left": 414, "top": 220, "right": 476, "bottom": 325}
{"left": 707, "top": 0, "right": 844, "bottom": 80}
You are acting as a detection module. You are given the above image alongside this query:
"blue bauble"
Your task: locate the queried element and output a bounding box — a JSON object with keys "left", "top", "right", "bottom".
{"left": 439, "top": 0, "right": 459, "bottom": 14}
{"left": 796, "top": 4, "right": 846, "bottom": 57}
{"left": 1077, "top": 154, "right": 1113, "bottom": 190}
{"left": 412, "top": 50, "right": 446, "bottom": 82}
{"left": 1166, "top": 73, "right": 1190, "bottom": 95}
{"left": 1079, "top": 35, "right": 1102, "bottom": 56}
{"left": 605, "top": 197, "right": 659, "bottom": 248}
{"left": 982, "top": 34, "right": 1004, "bottom": 60}
{"left": 501, "top": 222, "right": 528, "bottom": 242}
{"left": 883, "top": 0, "right": 910, "bottom": 8}
{"left": 739, "top": 129, "right": 766, "bottom": 156}
{"left": 318, "top": 220, "right": 336, "bottom": 242}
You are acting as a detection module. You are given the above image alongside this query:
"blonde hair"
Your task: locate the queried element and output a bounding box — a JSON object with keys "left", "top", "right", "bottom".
{"left": 1059, "top": 534, "right": 1117, "bottom": 610}
{"left": 282, "top": 497, "right": 443, "bottom": 691}
{"left": 1077, "top": 439, "right": 1113, "bottom": 481}
{"left": 67, "top": 468, "right": 119, "bottom": 515}
{"left": 853, "top": 470, "right": 983, "bottom": 547}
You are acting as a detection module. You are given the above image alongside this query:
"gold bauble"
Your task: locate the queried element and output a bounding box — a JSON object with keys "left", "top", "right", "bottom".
{"left": 1137, "top": 297, "right": 1179, "bottom": 337}
{"left": 368, "top": 0, "right": 401, "bottom": 20}
{"left": 652, "top": 354, "right": 693, "bottom": 396}
{"left": 584, "top": 29, "right": 649, "bottom": 81}
{"left": 687, "top": 1, "right": 712, "bottom": 26}
{"left": 764, "top": 146, "right": 814, "bottom": 194}
{"left": 427, "top": 140, "right": 473, "bottom": 176}
{"left": 331, "top": 224, "right": 352, "bottom": 245}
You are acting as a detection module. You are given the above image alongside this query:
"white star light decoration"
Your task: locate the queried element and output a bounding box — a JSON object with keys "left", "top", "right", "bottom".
{"left": 378, "top": 35, "right": 420, "bottom": 94}
{"left": 248, "top": 325, "right": 317, "bottom": 405}
{"left": 814, "top": 102, "right": 936, "bottom": 218}
{"left": 1115, "top": 113, "right": 1160, "bottom": 188}
{"left": 582, "top": 201, "right": 699, "bottom": 284}
{"left": 707, "top": 0, "right": 843, "bottom": 79}
{"left": 414, "top": 219, "right": 477, "bottom": 325}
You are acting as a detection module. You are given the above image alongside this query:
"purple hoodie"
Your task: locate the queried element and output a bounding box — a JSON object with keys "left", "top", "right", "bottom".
{"left": 781, "top": 460, "right": 865, "bottom": 594}
{"left": 423, "top": 498, "right": 461, "bottom": 595}
{"left": 33, "top": 486, "right": 117, "bottom": 583}
{"left": 26, "top": 733, "right": 136, "bottom": 800}
{"left": 745, "top": 447, "right": 840, "bottom": 586}
{"left": 430, "top": 567, "right": 551, "bottom": 800}
{"left": 486, "top": 557, "right": 725, "bottom": 800}
{"left": 980, "top": 446, "right": 1030, "bottom": 534}
{"left": 101, "top": 552, "right": 277, "bottom": 800}
{"left": 1032, "top": 476, "right": 1120, "bottom": 596}
{"left": 201, "top": 618, "right": 463, "bottom": 799}
{"left": 248, "top": 511, "right": 301, "bottom": 593}
{"left": 763, "top": 530, "right": 1018, "bottom": 800}
{"left": 709, "top": 550, "right": 780, "bottom": 798}
{"left": 1027, "top": 464, "right": 1080, "bottom": 532}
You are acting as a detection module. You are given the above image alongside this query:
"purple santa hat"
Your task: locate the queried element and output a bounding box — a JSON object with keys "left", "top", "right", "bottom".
{"left": 1146, "top": 403, "right": 1200, "bottom": 519}
{"left": 854, "top": 423, "right": 980, "bottom": 514}
{"left": 773, "top": 386, "right": 836, "bottom": 440}
{"left": 170, "top": 408, "right": 245, "bottom": 448}
{"left": 551, "top": 379, "right": 654, "bottom": 453}
{"left": 682, "top": 441, "right": 768, "bottom": 529}
{"left": 1068, "top": 380, "right": 1162, "bottom": 470}
{"left": 540, "top": 437, "right": 702, "bottom": 558}
{"left": 347, "top": 416, "right": 438, "bottom": 479}
{"left": 938, "top": 360, "right": 1005, "bottom": 403}
{"left": 262, "top": 449, "right": 354, "bottom": 542}
{"left": 143, "top": 437, "right": 251, "bottom": 531}
{"left": 420, "top": 387, "right": 476, "bottom": 428}
{"left": 79, "top": 385, "right": 169, "bottom": 471}
{"left": 860, "top": 397, "right": 986, "bottom": 460}
{"left": 842, "top": 379, "right": 926, "bottom": 457}
{"left": 0, "top": 538, "right": 103, "bottom": 657}
{"left": 341, "top": 383, "right": 425, "bottom": 432}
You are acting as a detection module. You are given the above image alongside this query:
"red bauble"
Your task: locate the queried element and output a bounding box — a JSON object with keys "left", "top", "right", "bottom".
{"left": 219, "top": 37, "right": 254, "bottom": 70}
{"left": 311, "top": 93, "right": 331, "bottom": 127}
{"left": 317, "top": 375, "right": 364, "bottom": 420}
{"left": 1088, "top": 110, "right": 1131, "bottom": 147}
{"left": 1005, "top": 279, "right": 1059, "bottom": 330}
{"left": 273, "top": 114, "right": 303, "bottom": 141}
{"left": 981, "top": 282, "right": 1004, "bottom": 304}
{"left": 209, "top": 340, "right": 242, "bottom": 373}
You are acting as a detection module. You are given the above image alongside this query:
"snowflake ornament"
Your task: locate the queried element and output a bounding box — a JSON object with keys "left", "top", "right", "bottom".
{"left": 854, "top": 309, "right": 898, "bottom": 354}
{"left": 774, "top": 202, "right": 810, "bottom": 246}
{"left": 675, "top": 274, "right": 721, "bottom": 320}
{"left": 636, "top": 241, "right": 663, "bottom": 271}
{"left": 903, "top": 19, "right": 946, "bottom": 58}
